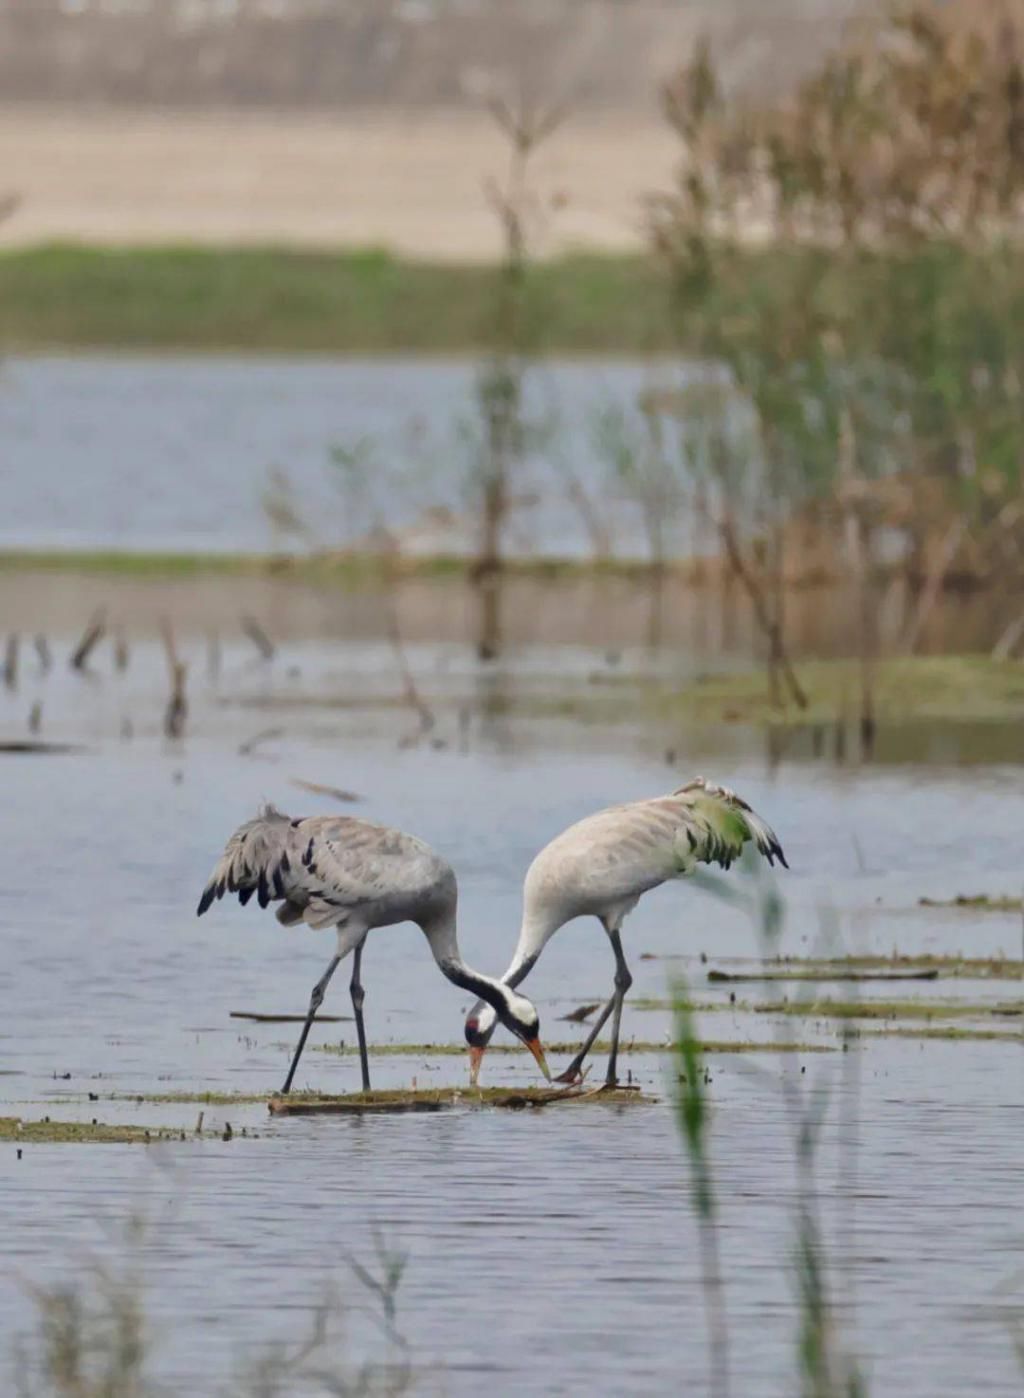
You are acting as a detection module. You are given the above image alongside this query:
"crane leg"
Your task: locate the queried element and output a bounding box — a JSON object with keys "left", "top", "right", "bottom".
{"left": 554, "top": 922, "right": 632, "bottom": 1087}
{"left": 554, "top": 995, "right": 616, "bottom": 1084}
{"left": 350, "top": 939, "right": 371, "bottom": 1092}
{"left": 603, "top": 927, "right": 634, "bottom": 1088}
{"left": 281, "top": 953, "right": 341, "bottom": 1095}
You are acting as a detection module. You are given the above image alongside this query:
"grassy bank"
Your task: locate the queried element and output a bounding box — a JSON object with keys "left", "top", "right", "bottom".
{"left": 0, "top": 244, "right": 675, "bottom": 354}
{"left": 667, "top": 656, "right": 1024, "bottom": 728}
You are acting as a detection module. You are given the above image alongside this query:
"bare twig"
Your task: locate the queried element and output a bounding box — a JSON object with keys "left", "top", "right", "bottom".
{"left": 238, "top": 726, "right": 284, "bottom": 757}
{"left": 290, "top": 777, "right": 362, "bottom": 804}
{"left": 164, "top": 663, "right": 187, "bottom": 741}
{"left": 160, "top": 623, "right": 187, "bottom": 740}
{"left": 387, "top": 601, "right": 435, "bottom": 736}
{"left": 241, "top": 615, "right": 275, "bottom": 661}
{"left": 70, "top": 610, "right": 106, "bottom": 671}
{"left": 207, "top": 631, "right": 221, "bottom": 682}
{"left": 3, "top": 634, "right": 17, "bottom": 690}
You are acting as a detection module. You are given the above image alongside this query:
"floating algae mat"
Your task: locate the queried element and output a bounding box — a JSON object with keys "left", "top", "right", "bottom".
{"left": 314, "top": 1038, "right": 832, "bottom": 1058}
{"left": 0, "top": 1116, "right": 190, "bottom": 1144}
{"left": 268, "top": 1085, "right": 650, "bottom": 1116}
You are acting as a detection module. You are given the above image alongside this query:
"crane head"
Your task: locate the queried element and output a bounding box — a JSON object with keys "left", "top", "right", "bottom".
{"left": 467, "top": 989, "right": 549, "bottom": 1085}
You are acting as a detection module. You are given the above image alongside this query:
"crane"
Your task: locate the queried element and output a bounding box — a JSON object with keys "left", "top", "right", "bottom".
{"left": 197, "top": 806, "right": 550, "bottom": 1093}
{"left": 464, "top": 779, "right": 787, "bottom": 1088}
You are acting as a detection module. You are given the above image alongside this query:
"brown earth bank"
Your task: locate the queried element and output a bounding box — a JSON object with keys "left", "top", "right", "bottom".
{"left": 0, "top": 105, "right": 679, "bottom": 257}
{"left": 0, "top": 565, "right": 1016, "bottom": 657}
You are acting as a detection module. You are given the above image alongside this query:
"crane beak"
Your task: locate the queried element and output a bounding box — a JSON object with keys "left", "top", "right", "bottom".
{"left": 524, "top": 1035, "right": 552, "bottom": 1081}
{"left": 468, "top": 1044, "right": 486, "bottom": 1087}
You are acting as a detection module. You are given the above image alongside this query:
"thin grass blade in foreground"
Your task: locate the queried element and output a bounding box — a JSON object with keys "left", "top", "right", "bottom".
{"left": 673, "top": 978, "right": 730, "bottom": 1398}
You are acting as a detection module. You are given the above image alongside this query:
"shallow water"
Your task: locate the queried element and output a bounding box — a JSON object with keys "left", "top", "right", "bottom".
{"left": 0, "top": 354, "right": 691, "bottom": 558}
{"left": 1, "top": 610, "right": 1023, "bottom": 1394}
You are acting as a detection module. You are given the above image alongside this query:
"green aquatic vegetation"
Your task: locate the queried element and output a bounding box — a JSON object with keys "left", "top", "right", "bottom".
{"left": 853, "top": 1026, "right": 1024, "bottom": 1043}
{"left": 267, "top": 1085, "right": 652, "bottom": 1114}
{"left": 635, "top": 995, "right": 1022, "bottom": 1021}
{"left": 766, "top": 955, "right": 1023, "bottom": 979}
{"left": 102, "top": 1090, "right": 271, "bottom": 1106}
{"left": 312, "top": 1038, "right": 833, "bottom": 1057}
{"left": 0, "top": 1117, "right": 192, "bottom": 1144}
{"left": 917, "top": 894, "right": 1023, "bottom": 912}
{"left": 753, "top": 998, "right": 1022, "bottom": 1021}
{"left": 665, "top": 656, "right": 1024, "bottom": 728}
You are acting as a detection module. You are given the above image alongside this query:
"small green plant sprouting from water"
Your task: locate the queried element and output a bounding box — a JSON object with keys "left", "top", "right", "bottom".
{"left": 673, "top": 859, "right": 866, "bottom": 1397}
{"left": 674, "top": 979, "right": 730, "bottom": 1398}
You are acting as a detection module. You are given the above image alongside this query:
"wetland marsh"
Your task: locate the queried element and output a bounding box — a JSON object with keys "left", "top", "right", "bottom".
{"left": 0, "top": 350, "right": 1022, "bottom": 1395}
{"left": 1, "top": 553, "right": 1023, "bottom": 1395}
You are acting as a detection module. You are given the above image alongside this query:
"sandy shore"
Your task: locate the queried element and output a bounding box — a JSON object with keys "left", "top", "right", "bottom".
{"left": 0, "top": 105, "right": 679, "bottom": 260}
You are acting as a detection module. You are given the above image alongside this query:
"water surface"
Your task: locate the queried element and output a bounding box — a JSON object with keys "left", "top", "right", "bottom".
{"left": 1, "top": 639, "right": 1022, "bottom": 1394}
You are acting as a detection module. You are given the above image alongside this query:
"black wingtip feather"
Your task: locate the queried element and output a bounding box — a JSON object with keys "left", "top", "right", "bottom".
{"left": 196, "top": 883, "right": 216, "bottom": 916}
{"left": 257, "top": 869, "right": 270, "bottom": 908}
{"left": 238, "top": 885, "right": 254, "bottom": 906}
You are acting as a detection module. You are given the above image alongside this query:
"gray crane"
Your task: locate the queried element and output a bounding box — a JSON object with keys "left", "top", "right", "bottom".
{"left": 197, "top": 806, "right": 550, "bottom": 1093}
{"left": 464, "top": 778, "right": 788, "bottom": 1088}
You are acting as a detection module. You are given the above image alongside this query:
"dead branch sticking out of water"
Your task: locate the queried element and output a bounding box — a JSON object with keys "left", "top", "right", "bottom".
{"left": 113, "top": 627, "right": 129, "bottom": 671}
{"left": 290, "top": 777, "right": 362, "bottom": 804}
{"left": 386, "top": 600, "right": 435, "bottom": 740}
{"left": 241, "top": 614, "right": 275, "bottom": 660}
{"left": 708, "top": 968, "right": 938, "bottom": 984}
{"left": 160, "top": 618, "right": 187, "bottom": 740}
{"left": 0, "top": 740, "right": 83, "bottom": 754}
{"left": 33, "top": 634, "right": 51, "bottom": 674}
{"left": 238, "top": 725, "right": 284, "bottom": 756}
{"left": 70, "top": 609, "right": 107, "bottom": 670}
{"left": 560, "top": 1002, "right": 603, "bottom": 1023}
{"left": 3, "top": 633, "right": 18, "bottom": 690}
{"left": 230, "top": 1011, "right": 349, "bottom": 1023}
{"left": 164, "top": 665, "right": 187, "bottom": 740}
{"left": 28, "top": 701, "right": 41, "bottom": 734}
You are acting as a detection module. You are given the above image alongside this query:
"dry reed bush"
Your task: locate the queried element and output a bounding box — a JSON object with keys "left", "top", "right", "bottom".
{"left": 651, "top": 1, "right": 1024, "bottom": 602}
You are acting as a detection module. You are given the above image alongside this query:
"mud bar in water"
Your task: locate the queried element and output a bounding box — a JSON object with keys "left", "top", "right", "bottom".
{"left": 267, "top": 1084, "right": 650, "bottom": 1115}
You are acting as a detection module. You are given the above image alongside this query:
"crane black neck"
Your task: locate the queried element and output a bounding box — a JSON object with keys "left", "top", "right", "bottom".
{"left": 437, "top": 959, "right": 513, "bottom": 1019}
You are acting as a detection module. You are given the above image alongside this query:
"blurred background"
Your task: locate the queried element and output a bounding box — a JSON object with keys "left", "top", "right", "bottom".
{"left": 3, "top": 5, "right": 1024, "bottom": 1396}
{"left": 3, "top": 0, "right": 1024, "bottom": 760}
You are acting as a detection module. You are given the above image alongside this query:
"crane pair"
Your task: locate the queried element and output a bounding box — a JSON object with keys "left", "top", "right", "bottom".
{"left": 197, "top": 778, "right": 787, "bottom": 1094}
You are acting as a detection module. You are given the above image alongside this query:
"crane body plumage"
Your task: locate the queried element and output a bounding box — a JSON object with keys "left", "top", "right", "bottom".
{"left": 197, "top": 806, "right": 549, "bottom": 1093}
{"left": 465, "top": 778, "right": 788, "bottom": 1087}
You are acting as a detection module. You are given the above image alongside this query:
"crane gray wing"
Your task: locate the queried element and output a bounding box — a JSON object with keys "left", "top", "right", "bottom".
{"left": 196, "top": 807, "right": 446, "bottom": 930}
